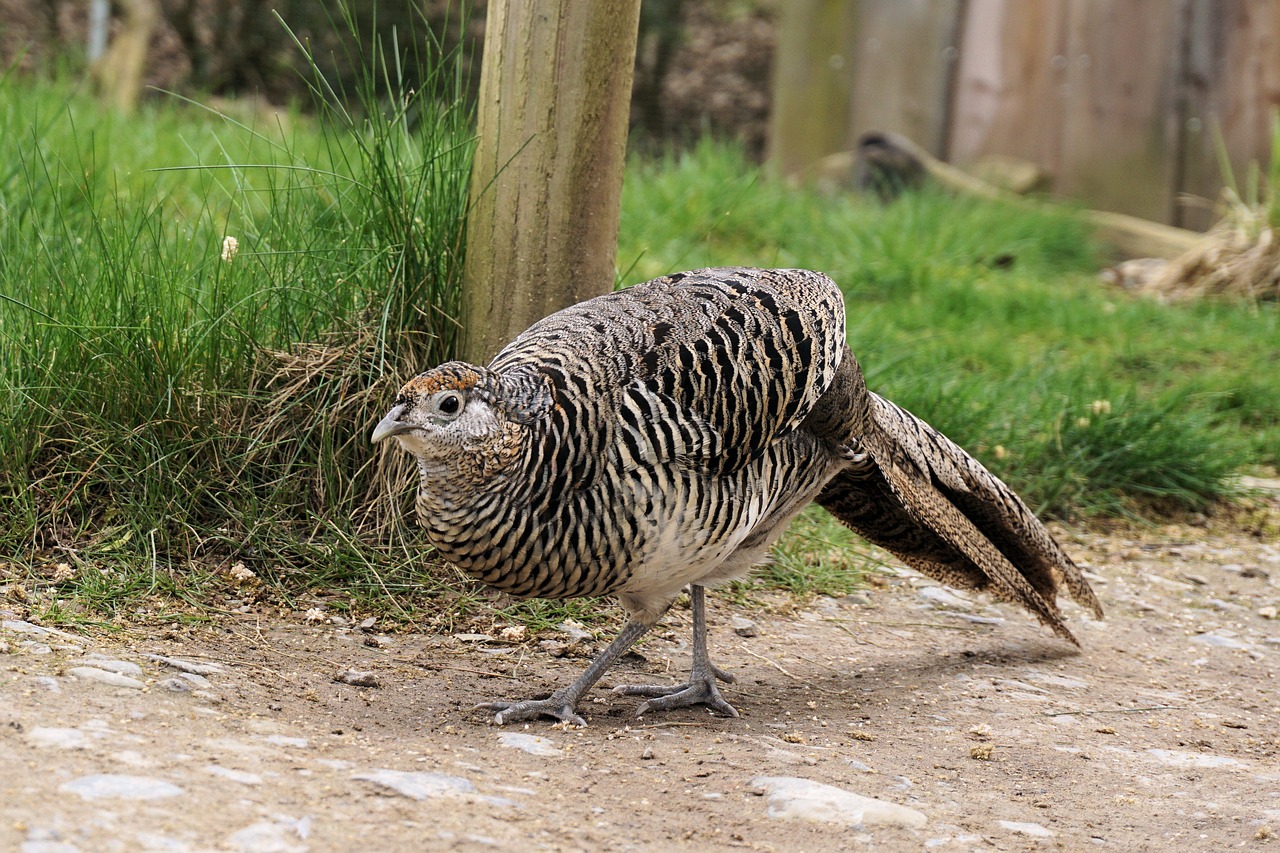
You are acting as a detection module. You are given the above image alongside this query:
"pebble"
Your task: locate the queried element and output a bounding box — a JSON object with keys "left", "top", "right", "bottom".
{"left": 60, "top": 774, "right": 184, "bottom": 800}
{"left": 28, "top": 727, "right": 91, "bottom": 749}
{"left": 204, "top": 765, "right": 264, "bottom": 785}
{"left": 78, "top": 655, "right": 142, "bottom": 676}
{"left": 224, "top": 816, "right": 311, "bottom": 853}
{"left": 66, "top": 666, "right": 145, "bottom": 689}
{"left": 352, "top": 769, "right": 476, "bottom": 800}
{"left": 750, "top": 776, "right": 927, "bottom": 828}
{"left": 999, "top": 820, "right": 1054, "bottom": 837}
{"left": 917, "top": 587, "right": 974, "bottom": 611}
{"left": 732, "top": 617, "right": 760, "bottom": 637}
{"left": 178, "top": 672, "right": 211, "bottom": 688}
{"left": 31, "top": 676, "right": 61, "bottom": 693}
{"left": 1147, "top": 749, "right": 1246, "bottom": 770}
{"left": 497, "top": 732, "right": 562, "bottom": 757}
{"left": 947, "top": 613, "right": 1004, "bottom": 625}
{"left": 141, "top": 654, "right": 225, "bottom": 676}
{"left": 335, "top": 669, "right": 381, "bottom": 688}
{"left": 1190, "top": 633, "right": 1250, "bottom": 650}
{"left": 2, "top": 619, "right": 85, "bottom": 645}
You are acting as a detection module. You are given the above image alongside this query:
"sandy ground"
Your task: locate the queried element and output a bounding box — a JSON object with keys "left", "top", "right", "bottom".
{"left": 3, "top": 501, "right": 1279, "bottom": 852}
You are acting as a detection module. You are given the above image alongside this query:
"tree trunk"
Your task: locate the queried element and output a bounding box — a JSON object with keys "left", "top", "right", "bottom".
{"left": 766, "top": 0, "right": 859, "bottom": 180}
{"left": 90, "top": 0, "right": 160, "bottom": 114}
{"left": 460, "top": 0, "right": 642, "bottom": 365}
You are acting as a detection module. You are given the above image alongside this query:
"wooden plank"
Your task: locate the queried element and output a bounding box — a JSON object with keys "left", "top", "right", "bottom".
{"left": 1055, "top": 0, "right": 1184, "bottom": 224}
{"left": 1178, "top": 0, "right": 1280, "bottom": 230}
{"left": 845, "top": 0, "right": 963, "bottom": 156}
{"left": 947, "top": 0, "right": 1071, "bottom": 172}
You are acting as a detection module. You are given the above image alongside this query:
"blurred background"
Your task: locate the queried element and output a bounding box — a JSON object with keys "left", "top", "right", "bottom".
{"left": 5, "top": 0, "right": 1279, "bottom": 228}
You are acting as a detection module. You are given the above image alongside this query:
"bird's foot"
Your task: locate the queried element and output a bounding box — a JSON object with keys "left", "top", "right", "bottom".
{"left": 612, "top": 669, "right": 740, "bottom": 718}
{"left": 474, "top": 692, "right": 587, "bottom": 727}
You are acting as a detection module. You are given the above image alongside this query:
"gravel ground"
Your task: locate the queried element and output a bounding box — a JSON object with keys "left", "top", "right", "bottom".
{"left": 3, "top": 498, "right": 1279, "bottom": 852}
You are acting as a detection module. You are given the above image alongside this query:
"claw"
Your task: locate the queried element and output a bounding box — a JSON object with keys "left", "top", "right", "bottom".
{"left": 474, "top": 698, "right": 587, "bottom": 727}
{"left": 614, "top": 677, "right": 740, "bottom": 718}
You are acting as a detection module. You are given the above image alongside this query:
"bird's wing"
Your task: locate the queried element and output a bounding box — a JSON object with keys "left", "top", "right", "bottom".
{"left": 491, "top": 267, "right": 849, "bottom": 477}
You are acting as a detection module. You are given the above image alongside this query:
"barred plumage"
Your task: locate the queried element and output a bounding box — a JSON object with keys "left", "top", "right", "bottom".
{"left": 373, "top": 267, "right": 1102, "bottom": 725}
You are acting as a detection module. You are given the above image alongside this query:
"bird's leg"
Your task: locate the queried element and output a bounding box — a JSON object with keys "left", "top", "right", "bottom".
{"left": 475, "top": 618, "right": 652, "bottom": 726}
{"left": 613, "top": 585, "right": 740, "bottom": 718}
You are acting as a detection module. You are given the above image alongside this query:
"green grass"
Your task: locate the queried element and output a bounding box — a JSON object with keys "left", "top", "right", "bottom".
{"left": 0, "top": 18, "right": 475, "bottom": 625}
{"left": 2, "top": 85, "right": 1277, "bottom": 631}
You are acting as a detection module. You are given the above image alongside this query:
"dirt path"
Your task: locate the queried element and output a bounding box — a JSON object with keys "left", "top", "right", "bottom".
{"left": 3, "top": 508, "right": 1279, "bottom": 852}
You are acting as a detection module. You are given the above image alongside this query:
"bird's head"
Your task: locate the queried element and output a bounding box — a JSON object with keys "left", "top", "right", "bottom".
{"left": 371, "top": 362, "right": 506, "bottom": 465}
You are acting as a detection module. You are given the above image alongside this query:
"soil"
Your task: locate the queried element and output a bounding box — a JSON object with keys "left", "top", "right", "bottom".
{"left": 4, "top": 497, "right": 1279, "bottom": 852}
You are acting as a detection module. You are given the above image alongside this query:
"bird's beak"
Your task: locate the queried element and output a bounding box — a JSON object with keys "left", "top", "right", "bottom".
{"left": 371, "top": 405, "right": 412, "bottom": 444}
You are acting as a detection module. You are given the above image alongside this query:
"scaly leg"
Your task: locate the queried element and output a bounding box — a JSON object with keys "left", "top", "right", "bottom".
{"left": 476, "top": 619, "right": 651, "bottom": 726}
{"left": 613, "top": 585, "right": 739, "bottom": 718}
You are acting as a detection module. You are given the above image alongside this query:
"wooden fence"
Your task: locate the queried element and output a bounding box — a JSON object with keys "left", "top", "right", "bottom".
{"left": 773, "top": 0, "right": 1280, "bottom": 230}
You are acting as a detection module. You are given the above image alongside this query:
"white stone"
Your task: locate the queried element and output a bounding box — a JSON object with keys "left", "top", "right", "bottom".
{"left": 999, "top": 820, "right": 1054, "bottom": 837}
{"left": 27, "top": 727, "right": 90, "bottom": 749}
{"left": 67, "top": 667, "right": 145, "bottom": 689}
{"left": 497, "top": 732, "right": 562, "bottom": 757}
{"left": 204, "top": 765, "right": 263, "bottom": 785}
{"left": 1189, "top": 633, "right": 1249, "bottom": 650}
{"left": 353, "top": 769, "right": 476, "bottom": 800}
{"left": 141, "top": 654, "right": 224, "bottom": 675}
{"left": 917, "top": 587, "right": 974, "bottom": 611}
{"left": 60, "top": 774, "right": 184, "bottom": 800}
{"left": 751, "top": 776, "right": 927, "bottom": 828}
{"left": 79, "top": 656, "right": 142, "bottom": 676}
{"left": 1147, "top": 749, "right": 1246, "bottom": 770}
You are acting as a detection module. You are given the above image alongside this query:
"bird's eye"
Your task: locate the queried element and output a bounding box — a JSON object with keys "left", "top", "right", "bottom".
{"left": 437, "top": 392, "right": 462, "bottom": 416}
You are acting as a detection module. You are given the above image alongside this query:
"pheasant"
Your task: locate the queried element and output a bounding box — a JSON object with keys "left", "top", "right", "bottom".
{"left": 372, "top": 267, "right": 1102, "bottom": 725}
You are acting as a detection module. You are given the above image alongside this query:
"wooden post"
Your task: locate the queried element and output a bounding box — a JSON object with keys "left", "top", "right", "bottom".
{"left": 89, "top": 0, "right": 159, "bottom": 114}
{"left": 460, "top": 0, "right": 642, "bottom": 365}
{"left": 766, "top": 0, "right": 859, "bottom": 179}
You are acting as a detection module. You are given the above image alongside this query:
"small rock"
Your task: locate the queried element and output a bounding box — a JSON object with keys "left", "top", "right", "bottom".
{"left": 353, "top": 769, "right": 476, "bottom": 800}
{"left": 1259, "top": 606, "right": 1278, "bottom": 620}
{"left": 60, "top": 774, "right": 184, "bottom": 800}
{"left": 1146, "top": 749, "right": 1245, "bottom": 770}
{"left": 453, "top": 633, "right": 495, "bottom": 644}
{"left": 335, "top": 670, "right": 381, "bottom": 688}
{"left": 28, "top": 727, "right": 91, "bottom": 749}
{"left": 31, "top": 676, "right": 61, "bottom": 693}
{"left": 224, "top": 816, "right": 310, "bottom": 853}
{"left": 1, "top": 619, "right": 85, "bottom": 645}
{"left": 947, "top": 613, "right": 1004, "bottom": 625}
{"left": 159, "top": 677, "right": 193, "bottom": 693}
{"left": 640, "top": 747, "right": 655, "bottom": 760}
{"left": 359, "top": 617, "right": 378, "bottom": 631}
{"left": 1189, "top": 633, "right": 1249, "bottom": 650}
{"left": 498, "top": 732, "right": 562, "bottom": 757}
{"left": 732, "top": 617, "right": 759, "bottom": 638}
{"left": 67, "top": 666, "right": 145, "bottom": 689}
{"left": 79, "top": 657, "right": 143, "bottom": 676}
{"left": 204, "top": 765, "right": 263, "bottom": 785}
{"left": 141, "top": 654, "right": 224, "bottom": 676}
{"left": 846, "top": 759, "right": 874, "bottom": 773}
{"left": 999, "top": 820, "right": 1054, "bottom": 838}
{"left": 750, "top": 776, "right": 927, "bottom": 828}
{"left": 917, "top": 587, "right": 974, "bottom": 611}
{"left": 557, "top": 620, "right": 593, "bottom": 644}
